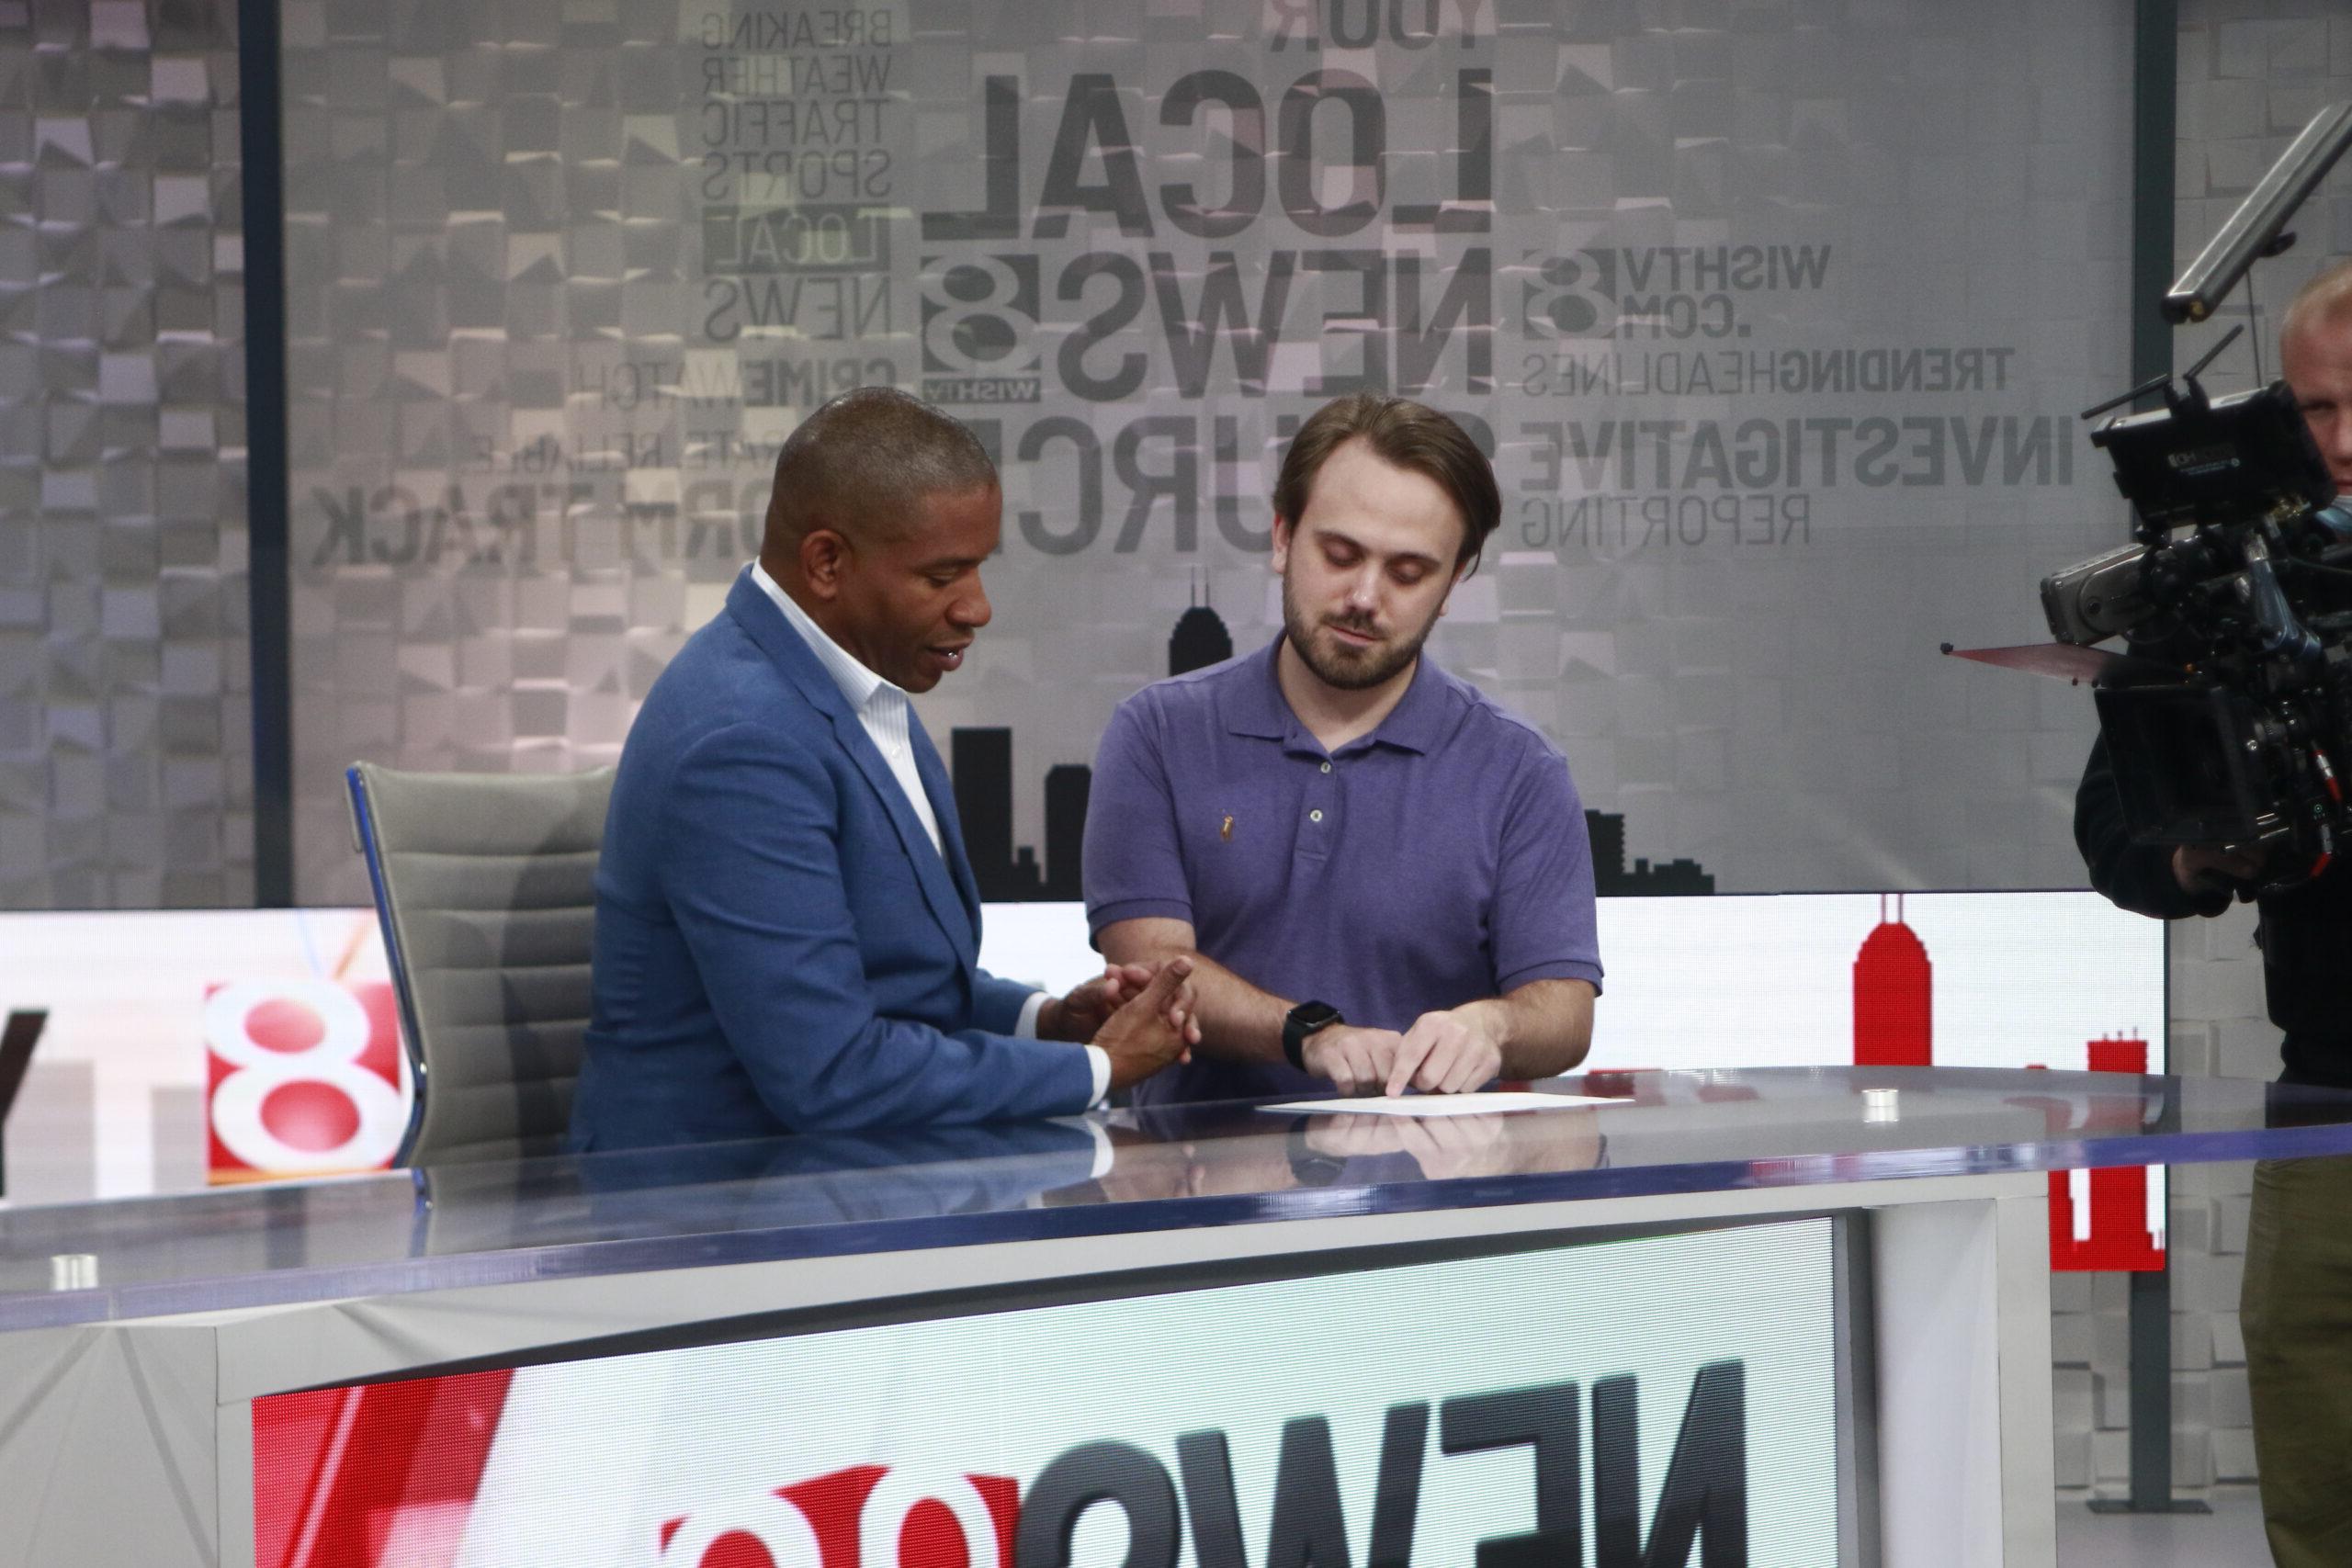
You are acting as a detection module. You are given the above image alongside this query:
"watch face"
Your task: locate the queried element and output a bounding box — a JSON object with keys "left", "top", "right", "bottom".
{"left": 1283, "top": 1001, "right": 1342, "bottom": 1072}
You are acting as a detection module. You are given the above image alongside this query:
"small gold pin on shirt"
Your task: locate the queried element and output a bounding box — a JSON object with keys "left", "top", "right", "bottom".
{"left": 1220, "top": 813, "right": 1234, "bottom": 841}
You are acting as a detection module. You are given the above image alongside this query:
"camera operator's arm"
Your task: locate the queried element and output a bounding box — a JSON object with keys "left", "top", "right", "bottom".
{"left": 2075, "top": 734, "right": 2239, "bottom": 918}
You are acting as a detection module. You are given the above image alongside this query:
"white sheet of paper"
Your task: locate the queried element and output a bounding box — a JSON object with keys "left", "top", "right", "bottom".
{"left": 1256, "top": 1091, "right": 1622, "bottom": 1117}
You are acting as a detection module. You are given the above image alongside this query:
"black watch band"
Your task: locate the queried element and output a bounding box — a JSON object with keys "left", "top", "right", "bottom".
{"left": 1283, "top": 1000, "right": 1342, "bottom": 1071}
{"left": 1286, "top": 1117, "right": 1345, "bottom": 1187}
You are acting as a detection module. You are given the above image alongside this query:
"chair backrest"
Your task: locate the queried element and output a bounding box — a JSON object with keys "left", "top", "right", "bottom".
{"left": 346, "top": 761, "right": 614, "bottom": 1167}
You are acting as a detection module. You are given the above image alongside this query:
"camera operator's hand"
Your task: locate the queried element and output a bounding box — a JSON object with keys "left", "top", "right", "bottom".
{"left": 2172, "top": 843, "right": 2267, "bottom": 898}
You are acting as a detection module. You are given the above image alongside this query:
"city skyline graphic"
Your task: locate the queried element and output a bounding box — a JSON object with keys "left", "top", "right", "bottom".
{"left": 2042, "top": 1036, "right": 2166, "bottom": 1273}
{"left": 951, "top": 727, "right": 1089, "bottom": 904}
{"left": 1587, "top": 812, "right": 1713, "bottom": 897}
{"left": 1850, "top": 896, "right": 2161, "bottom": 1272}
{"left": 1170, "top": 571, "right": 1234, "bottom": 678}
{"left": 952, "top": 597, "right": 1712, "bottom": 903}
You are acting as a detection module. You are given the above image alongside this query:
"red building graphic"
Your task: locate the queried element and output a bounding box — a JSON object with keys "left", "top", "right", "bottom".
{"left": 1849, "top": 903, "right": 2163, "bottom": 1272}
{"left": 2045, "top": 1037, "right": 2166, "bottom": 1272}
{"left": 1853, "top": 895, "right": 1932, "bottom": 1066}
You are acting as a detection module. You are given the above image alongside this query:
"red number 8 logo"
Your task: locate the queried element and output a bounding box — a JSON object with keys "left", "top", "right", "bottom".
{"left": 205, "top": 980, "right": 406, "bottom": 1172}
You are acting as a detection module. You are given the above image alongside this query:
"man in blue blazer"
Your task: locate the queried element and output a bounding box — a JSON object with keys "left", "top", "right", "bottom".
{"left": 572, "top": 389, "right": 1193, "bottom": 1152}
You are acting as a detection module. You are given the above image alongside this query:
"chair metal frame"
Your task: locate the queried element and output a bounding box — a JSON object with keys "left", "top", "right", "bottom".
{"left": 345, "top": 761, "right": 607, "bottom": 1168}
{"left": 347, "top": 763, "right": 435, "bottom": 1167}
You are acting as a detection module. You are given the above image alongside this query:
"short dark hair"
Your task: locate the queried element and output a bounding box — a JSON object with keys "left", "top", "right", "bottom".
{"left": 764, "top": 387, "right": 998, "bottom": 550}
{"left": 1272, "top": 395, "right": 1499, "bottom": 574}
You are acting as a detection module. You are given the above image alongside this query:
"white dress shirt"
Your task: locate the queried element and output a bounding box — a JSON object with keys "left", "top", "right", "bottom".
{"left": 749, "top": 562, "right": 1109, "bottom": 1103}
{"left": 753, "top": 560, "right": 943, "bottom": 856}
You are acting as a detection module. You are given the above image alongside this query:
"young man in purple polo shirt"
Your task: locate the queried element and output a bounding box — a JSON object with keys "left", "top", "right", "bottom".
{"left": 1082, "top": 393, "right": 1602, "bottom": 1106}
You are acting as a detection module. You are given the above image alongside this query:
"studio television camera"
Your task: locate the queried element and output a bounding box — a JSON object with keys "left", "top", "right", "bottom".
{"left": 2040, "top": 375, "right": 2349, "bottom": 885}
{"left": 1984, "top": 97, "right": 2352, "bottom": 892}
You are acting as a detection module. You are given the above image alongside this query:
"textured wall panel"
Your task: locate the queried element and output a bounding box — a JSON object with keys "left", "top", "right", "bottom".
{"left": 281, "top": 0, "right": 2140, "bottom": 904}
{"left": 0, "top": 0, "right": 252, "bottom": 909}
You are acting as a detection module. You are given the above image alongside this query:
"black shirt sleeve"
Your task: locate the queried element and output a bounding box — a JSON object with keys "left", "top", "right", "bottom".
{"left": 2075, "top": 733, "right": 2231, "bottom": 920}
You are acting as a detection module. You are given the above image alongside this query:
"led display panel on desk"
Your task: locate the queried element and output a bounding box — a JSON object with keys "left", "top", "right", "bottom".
{"left": 989, "top": 891, "right": 2171, "bottom": 1272}
{"left": 0, "top": 908, "right": 403, "bottom": 1201}
{"left": 0, "top": 890, "right": 2167, "bottom": 1269}
{"left": 252, "top": 1220, "right": 1840, "bottom": 1568}
{"left": 985, "top": 893, "right": 2163, "bottom": 1079}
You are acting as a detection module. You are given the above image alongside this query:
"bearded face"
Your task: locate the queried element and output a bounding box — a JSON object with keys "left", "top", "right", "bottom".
{"left": 1272, "top": 441, "right": 1467, "bottom": 695}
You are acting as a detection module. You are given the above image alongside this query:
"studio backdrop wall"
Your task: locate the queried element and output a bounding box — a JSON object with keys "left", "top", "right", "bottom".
{"left": 0, "top": 4, "right": 253, "bottom": 910}
{"left": 277, "top": 0, "right": 2139, "bottom": 905}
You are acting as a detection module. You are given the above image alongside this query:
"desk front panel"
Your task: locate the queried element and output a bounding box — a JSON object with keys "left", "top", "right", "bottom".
{"left": 253, "top": 1217, "right": 1847, "bottom": 1568}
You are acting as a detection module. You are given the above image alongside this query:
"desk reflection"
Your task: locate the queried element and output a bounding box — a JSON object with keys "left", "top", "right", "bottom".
{"left": 1050, "top": 1104, "right": 1605, "bottom": 1205}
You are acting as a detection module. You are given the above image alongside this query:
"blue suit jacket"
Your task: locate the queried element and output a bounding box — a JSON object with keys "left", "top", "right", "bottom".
{"left": 571, "top": 570, "right": 1093, "bottom": 1151}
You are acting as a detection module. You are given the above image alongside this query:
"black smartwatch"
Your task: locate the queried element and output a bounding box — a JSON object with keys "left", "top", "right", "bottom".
{"left": 1282, "top": 1000, "right": 1343, "bottom": 1071}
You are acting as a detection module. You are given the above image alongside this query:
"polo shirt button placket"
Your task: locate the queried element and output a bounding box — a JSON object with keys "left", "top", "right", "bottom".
{"left": 1299, "top": 751, "right": 1336, "bottom": 859}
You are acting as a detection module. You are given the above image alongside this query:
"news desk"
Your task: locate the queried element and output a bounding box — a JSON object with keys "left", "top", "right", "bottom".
{"left": 5, "top": 1066, "right": 2352, "bottom": 1568}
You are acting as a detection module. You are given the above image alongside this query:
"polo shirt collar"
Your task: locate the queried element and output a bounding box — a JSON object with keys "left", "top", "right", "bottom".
{"left": 1374, "top": 652, "right": 1448, "bottom": 754}
{"left": 1227, "top": 635, "right": 1447, "bottom": 756}
{"left": 750, "top": 559, "right": 901, "bottom": 716}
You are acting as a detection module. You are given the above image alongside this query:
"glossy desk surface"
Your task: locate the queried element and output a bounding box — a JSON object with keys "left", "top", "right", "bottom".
{"left": 6, "top": 1066, "right": 2352, "bottom": 1333}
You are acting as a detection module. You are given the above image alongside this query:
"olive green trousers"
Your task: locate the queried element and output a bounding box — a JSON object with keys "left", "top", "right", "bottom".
{"left": 2243, "top": 1155, "right": 2352, "bottom": 1567}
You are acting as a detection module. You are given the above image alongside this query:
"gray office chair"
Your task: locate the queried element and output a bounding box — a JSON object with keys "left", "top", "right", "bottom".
{"left": 345, "top": 761, "right": 614, "bottom": 1167}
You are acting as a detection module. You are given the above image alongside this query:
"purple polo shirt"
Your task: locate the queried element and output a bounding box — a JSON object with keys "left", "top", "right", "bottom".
{"left": 1083, "top": 637, "right": 1602, "bottom": 1106}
